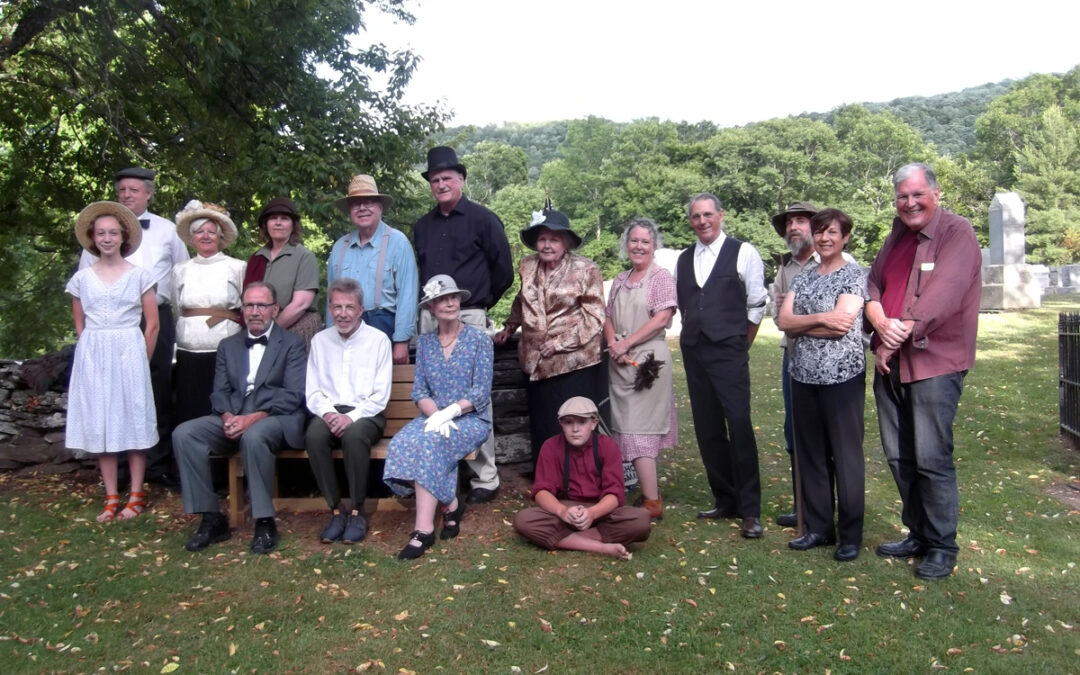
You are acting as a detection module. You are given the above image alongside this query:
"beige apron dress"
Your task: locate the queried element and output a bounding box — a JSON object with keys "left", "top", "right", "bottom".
{"left": 608, "top": 268, "right": 673, "bottom": 436}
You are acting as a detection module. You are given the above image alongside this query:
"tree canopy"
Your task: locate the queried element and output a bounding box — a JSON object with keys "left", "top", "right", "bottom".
{"left": 0, "top": 0, "right": 446, "bottom": 355}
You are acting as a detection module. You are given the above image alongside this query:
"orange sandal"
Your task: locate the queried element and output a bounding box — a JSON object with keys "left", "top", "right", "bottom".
{"left": 118, "top": 491, "right": 146, "bottom": 521}
{"left": 97, "top": 494, "right": 121, "bottom": 522}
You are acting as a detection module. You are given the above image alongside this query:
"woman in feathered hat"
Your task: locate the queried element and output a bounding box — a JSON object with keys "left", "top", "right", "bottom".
{"left": 171, "top": 200, "right": 247, "bottom": 426}
{"left": 494, "top": 202, "right": 607, "bottom": 466}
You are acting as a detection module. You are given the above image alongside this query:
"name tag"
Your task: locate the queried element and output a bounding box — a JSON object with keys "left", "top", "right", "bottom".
{"left": 920, "top": 262, "right": 935, "bottom": 272}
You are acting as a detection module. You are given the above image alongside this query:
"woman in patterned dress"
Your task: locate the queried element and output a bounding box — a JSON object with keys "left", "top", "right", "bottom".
{"left": 603, "top": 219, "right": 678, "bottom": 520}
{"left": 384, "top": 275, "right": 493, "bottom": 559}
{"left": 778, "top": 208, "right": 868, "bottom": 562}
{"left": 65, "top": 202, "right": 159, "bottom": 522}
{"left": 171, "top": 200, "right": 246, "bottom": 425}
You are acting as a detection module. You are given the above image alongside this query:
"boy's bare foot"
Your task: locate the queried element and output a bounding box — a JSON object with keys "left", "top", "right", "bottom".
{"left": 600, "top": 543, "right": 630, "bottom": 560}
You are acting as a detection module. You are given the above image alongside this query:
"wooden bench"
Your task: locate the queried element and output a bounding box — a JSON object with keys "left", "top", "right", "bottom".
{"left": 227, "top": 363, "right": 477, "bottom": 525}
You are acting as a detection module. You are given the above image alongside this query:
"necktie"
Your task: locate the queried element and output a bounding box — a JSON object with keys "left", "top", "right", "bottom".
{"left": 139, "top": 218, "right": 150, "bottom": 230}
{"left": 245, "top": 335, "right": 268, "bottom": 348}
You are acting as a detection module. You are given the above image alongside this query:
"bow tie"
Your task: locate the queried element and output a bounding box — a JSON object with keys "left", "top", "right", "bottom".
{"left": 139, "top": 218, "right": 151, "bottom": 230}
{"left": 245, "top": 335, "right": 268, "bottom": 348}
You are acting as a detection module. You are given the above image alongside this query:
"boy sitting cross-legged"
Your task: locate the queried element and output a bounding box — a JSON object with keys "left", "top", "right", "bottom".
{"left": 513, "top": 397, "right": 651, "bottom": 559}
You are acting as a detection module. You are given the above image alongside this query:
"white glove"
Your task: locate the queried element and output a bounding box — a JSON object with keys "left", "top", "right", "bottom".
{"left": 424, "top": 403, "right": 462, "bottom": 435}
{"left": 435, "top": 419, "right": 458, "bottom": 438}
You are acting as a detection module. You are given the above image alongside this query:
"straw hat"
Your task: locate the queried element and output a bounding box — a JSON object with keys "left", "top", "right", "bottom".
{"left": 333, "top": 174, "right": 394, "bottom": 214}
{"left": 175, "top": 200, "right": 238, "bottom": 249}
{"left": 419, "top": 274, "right": 472, "bottom": 308}
{"left": 75, "top": 201, "right": 142, "bottom": 255}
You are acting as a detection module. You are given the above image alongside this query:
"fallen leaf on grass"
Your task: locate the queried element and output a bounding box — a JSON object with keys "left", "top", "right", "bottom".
{"left": 480, "top": 639, "right": 501, "bottom": 648}
{"left": 839, "top": 649, "right": 851, "bottom": 661}
{"left": 356, "top": 659, "right": 383, "bottom": 671}
{"left": 1000, "top": 592, "right": 1013, "bottom": 605}
{"left": 228, "top": 642, "right": 236, "bottom": 656}
{"left": 160, "top": 664, "right": 179, "bottom": 674}
{"left": 538, "top": 617, "right": 552, "bottom": 633}
{"left": 947, "top": 648, "right": 962, "bottom": 656}
{"left": 394, "top": 610, "right": 409, "bottom": 621}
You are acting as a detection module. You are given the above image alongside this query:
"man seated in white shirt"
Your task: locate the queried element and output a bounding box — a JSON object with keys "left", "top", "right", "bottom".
{"left": 305, "top": 277, "right": 393, "bottom": 544}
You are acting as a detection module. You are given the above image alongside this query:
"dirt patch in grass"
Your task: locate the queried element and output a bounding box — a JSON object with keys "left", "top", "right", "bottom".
{"left": 1045, "top": 481, "right": 1080, "bottom": 512}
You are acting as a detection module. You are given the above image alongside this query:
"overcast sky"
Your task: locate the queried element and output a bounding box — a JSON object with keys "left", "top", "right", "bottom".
{"left": 362, "top": 0, "right": 1080, "bottom": 127}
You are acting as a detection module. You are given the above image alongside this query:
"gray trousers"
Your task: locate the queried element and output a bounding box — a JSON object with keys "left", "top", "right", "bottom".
{"left": 419, "top": 307, "right": 499, "bottom": 491}
{"left": 174, "top": 409, "right": 288, "bottom": 520}
{"left": 304, "top": 411, "right": 385, "bottom": 509}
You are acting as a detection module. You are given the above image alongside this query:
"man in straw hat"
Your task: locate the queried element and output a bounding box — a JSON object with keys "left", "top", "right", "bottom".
{"left": 78, "top": 167, "right": 189, "bottom": 488}
{"left": 414, "top": 146, "right": 513, "bottom": 504}
{"left": 676, "top": 192, "right": 768, "bottom": 539}
{"left": 328, "top": 174, "right": 418, "bottom": 364}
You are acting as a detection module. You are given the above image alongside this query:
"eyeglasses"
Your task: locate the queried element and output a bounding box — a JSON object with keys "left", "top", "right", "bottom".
{"left": 243, "top": 303, "right": 275, "bottom": 311}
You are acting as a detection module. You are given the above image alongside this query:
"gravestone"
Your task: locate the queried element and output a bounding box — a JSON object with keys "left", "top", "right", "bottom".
{"left": 981, "top": 192, "right": 1042, "bottom": 309}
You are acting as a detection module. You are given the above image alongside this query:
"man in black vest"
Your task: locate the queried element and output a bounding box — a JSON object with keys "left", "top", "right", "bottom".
{"left": 676, "top": 193, "right": 768, "bottom": 538}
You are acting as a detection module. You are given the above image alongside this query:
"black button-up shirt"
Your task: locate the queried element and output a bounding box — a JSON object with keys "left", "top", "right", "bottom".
{"left": 413, "top": 196, "right": 514, "bottom": 310}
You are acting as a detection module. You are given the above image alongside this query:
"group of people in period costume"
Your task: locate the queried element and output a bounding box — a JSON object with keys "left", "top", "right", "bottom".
{"left": 64, "top": 155, "right": 979, "bottom": 578}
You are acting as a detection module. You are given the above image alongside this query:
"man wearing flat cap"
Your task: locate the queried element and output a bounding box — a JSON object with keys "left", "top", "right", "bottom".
{"left": 79, "top": 167, "right": 189, "bottom": 487}
{"left": 327, "top": 174, "right": 419, "bottom": 365}
{"left": 413, "top": 146, "right": 514, "bottom": 504}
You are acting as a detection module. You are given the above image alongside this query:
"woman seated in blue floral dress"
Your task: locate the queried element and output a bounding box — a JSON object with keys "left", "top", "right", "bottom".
{"left": 384, "top": 275, "right": 494, "bottom": 559}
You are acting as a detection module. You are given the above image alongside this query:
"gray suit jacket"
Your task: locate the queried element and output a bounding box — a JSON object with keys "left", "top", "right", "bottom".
{"left": 209, "top": 324, "right": 308, "bottom": 448}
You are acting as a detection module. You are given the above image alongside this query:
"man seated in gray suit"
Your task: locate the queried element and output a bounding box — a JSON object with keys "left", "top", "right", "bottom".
{"left": 174, "top": 281, "right": 308, "bottom": 554}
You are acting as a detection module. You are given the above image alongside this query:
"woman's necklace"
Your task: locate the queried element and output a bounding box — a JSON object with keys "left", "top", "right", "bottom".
{"left": 439, "top": 321, "right": 462, "bottom": 349}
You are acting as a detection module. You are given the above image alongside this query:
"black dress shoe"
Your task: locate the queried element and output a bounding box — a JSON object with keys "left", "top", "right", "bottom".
{"left": 398, "top": 530, "right": 435, "bottom": 560}
{"left": 440, "top": 499, "right": 467, "bottom": 540}
{"left": 776, "top": 512, "right": 798, "bottom": 527}
{"left": 915, "top": 551, "right": 956, "bottom": 580}
{"left": 697, "top": 505, "right": 737, "bottom": 519}
{"left": 185, "top": 513, "right": 230, "bottom": 552}
{"left": 250, "top": 517, "right": 279, "bottom": 554}
{"left": 834, "top": 544, "right": 860, "bottom": 561}
{"left": 788, "top": 532, "right": 834, "bottom": 550}
{"left": 740, "top": 517, "right": 764, "bottom": 539}
{"left": 465, "top": 486, "right": 499, "bottom": 504}
{"left": 876, "top": 536, "right": 928, "bottom": 558}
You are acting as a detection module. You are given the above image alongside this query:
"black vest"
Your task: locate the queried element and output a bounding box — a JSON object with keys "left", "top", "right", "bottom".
{"left": 676, "top": 236, "right": 748, "bottom": 346}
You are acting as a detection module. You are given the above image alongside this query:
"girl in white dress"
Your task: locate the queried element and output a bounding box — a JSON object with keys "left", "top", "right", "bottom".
{"left": 66, "top": 202, "right": 160, "bottom": 522}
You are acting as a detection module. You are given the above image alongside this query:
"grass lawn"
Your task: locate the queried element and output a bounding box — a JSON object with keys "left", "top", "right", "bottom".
{"left": 2, "top": 297, "right": 1078, "bottom": 673}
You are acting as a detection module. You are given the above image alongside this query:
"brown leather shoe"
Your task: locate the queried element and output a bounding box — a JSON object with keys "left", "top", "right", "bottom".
{"left": 740, "top": 517, "right": 763, "bottom": 539}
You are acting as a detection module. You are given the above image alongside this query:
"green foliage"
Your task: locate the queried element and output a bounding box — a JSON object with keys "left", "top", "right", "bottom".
{"left": 461, "top": 141, "right": 529, "bottom": 204}
{"left": 0, "top": 0, "right": 446, "bottom": 356}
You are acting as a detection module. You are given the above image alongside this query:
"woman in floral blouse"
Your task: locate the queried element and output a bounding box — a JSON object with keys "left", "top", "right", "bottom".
{"left": 495, "top": 205, "right": 606, "bottom": 465}
{"left": 778, "top": 208, "right": 868, "bottom": 562}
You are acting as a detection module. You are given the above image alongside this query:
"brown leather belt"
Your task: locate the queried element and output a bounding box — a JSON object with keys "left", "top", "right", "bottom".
{"left": 181, "top": 307, "right": 241, "bottom": 327}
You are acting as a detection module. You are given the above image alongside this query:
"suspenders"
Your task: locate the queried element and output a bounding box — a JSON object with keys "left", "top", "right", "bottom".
{"left": 558, "top": 430, "right": 603, "bottom": 499}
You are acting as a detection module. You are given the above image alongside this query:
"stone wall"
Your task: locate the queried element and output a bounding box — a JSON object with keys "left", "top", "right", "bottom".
{"left": 0, "top": 339, "right": 533, "bottom": 473}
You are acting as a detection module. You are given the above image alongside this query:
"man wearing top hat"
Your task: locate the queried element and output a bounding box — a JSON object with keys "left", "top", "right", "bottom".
{"left": 79, "top": 167, "right": 189, "bottom": 487}
{"left": 413, "top": 146, "right": 513, "bottom": 504}
{"left": 676, "top": 192, "right": 768, "bottom": 539}
{"left": 327, "top": 175, "right": 419, "bottom": 365}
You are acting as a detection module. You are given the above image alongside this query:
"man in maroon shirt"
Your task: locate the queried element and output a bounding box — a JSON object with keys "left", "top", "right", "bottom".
{"left": 865, "top": 163, "right": 981, "bottom": 580}
{"left": 513, "top": 397, "right": 651, "bottom": 559}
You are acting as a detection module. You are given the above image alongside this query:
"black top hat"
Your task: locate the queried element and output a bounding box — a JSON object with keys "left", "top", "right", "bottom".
{"left": 114, "top": 167, "right": 156, "bottom": 181}
{"left": 421, "top": 146, "right": 467, "bottom": 181}
{"left": 520, "top": 200, "right": 582, "bottom": 250}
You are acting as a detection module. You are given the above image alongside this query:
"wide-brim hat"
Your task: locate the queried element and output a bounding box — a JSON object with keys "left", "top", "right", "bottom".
{"left": 75, "top": 201, "right": 142, "bottom": 254}
{"left": 419, "top": 274, "right": 472, "bottom": 308}
{"left": 520, "top": 208, "right": 582, "bottom": 250}
{"left": 557, "top": 396, "right": 599, "bottom": 419}
{"left": 333, "top": 174, "right": 393, "bottom": 214}
{"left": 421, "top": 146, "right": 467, "bottom": 181}
{"left": 258, "top": 196, "right": 300, "bottom": 225}
{"left": 771, "top": 201, "right": 819, "bottom": 237}
{"left": 175, "top": 199, "right": 238, "bottom": 249}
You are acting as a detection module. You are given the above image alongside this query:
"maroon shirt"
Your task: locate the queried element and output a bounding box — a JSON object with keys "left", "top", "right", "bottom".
{"left": 867, "top": 207, "right": 981, "bottom": 383}
{"left": 532, "top": 433, "right": 626, "bottom": 506}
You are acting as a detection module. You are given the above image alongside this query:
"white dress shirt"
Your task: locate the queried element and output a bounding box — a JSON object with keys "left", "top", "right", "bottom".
{"left": 306, "top": 322, "right": 392, "bottom": 421}
{"left": 245, "top": 323, "right": 273, "bottom": 396}
{"left": 684, "top": 231, "right": 768, "bottom": 325}
{"left": 79, "top": 209, "right": 189, "bottom": 305}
